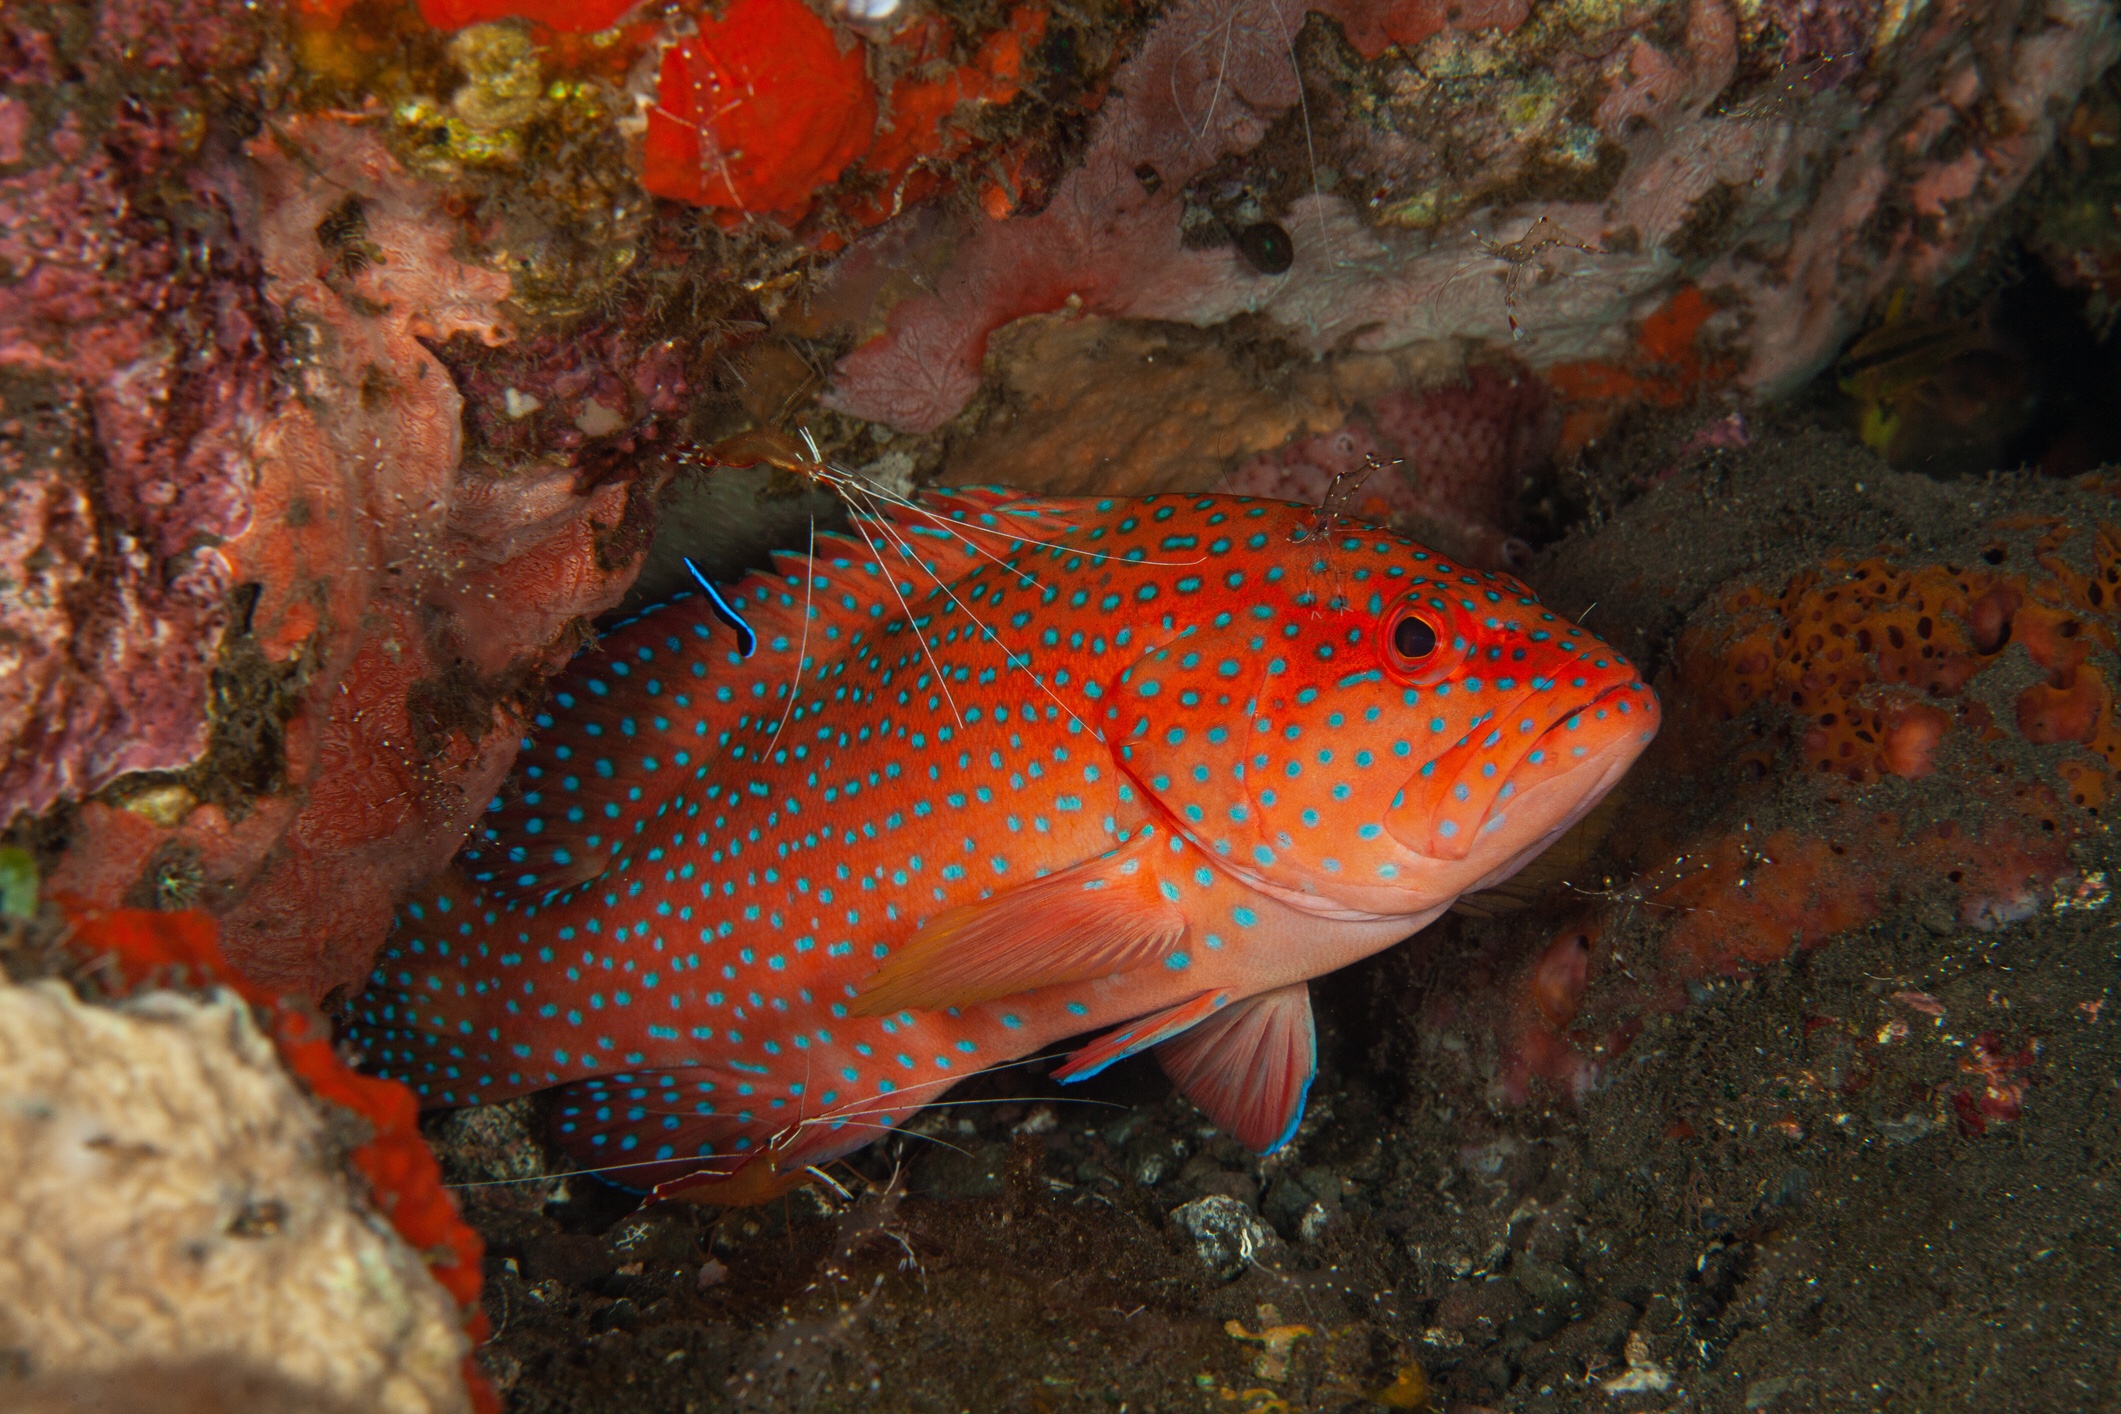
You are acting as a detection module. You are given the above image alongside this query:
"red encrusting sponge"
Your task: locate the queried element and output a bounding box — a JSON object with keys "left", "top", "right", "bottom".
{"left": 641, "top": 0, "right": 879, "bottom": 220}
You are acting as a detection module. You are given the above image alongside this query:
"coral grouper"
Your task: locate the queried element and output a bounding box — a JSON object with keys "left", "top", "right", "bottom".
{"left": 350, "top": 490, "right": 1658, "bottom": 1202}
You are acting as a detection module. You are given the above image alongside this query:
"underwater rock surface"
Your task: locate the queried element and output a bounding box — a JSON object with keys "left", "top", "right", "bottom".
{"left": 5, "top": 0, "right": 2121, "bottom": 1409}
{"left": 826, "top": 0, "right": 2120, "bottom": 431}
{"left": 0, "top": 977, "right": 473, "bottom": 1413}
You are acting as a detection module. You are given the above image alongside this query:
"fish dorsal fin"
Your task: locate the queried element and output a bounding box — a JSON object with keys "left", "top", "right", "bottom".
{"left": 1156, "top": 982, "right": 1317, "bottom": 1153}
{"left": 1050, "top": 989, "right": 1232, "bottom": 1084}
{"left": 460, "top": 488, "right": 1079, "bottom": 905}
{"left": 852, "top": 834, "right": 1187, "bottom": 1015}
{"left": 459, "top": 530, "right": 906, "bottom": 902}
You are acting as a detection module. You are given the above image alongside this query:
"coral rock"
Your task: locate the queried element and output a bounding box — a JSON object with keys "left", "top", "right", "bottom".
{"left": 825, "top": 0, "right": 2118, "bottom": 432}
{"left": 0, "top": 977, "right": 473, "bottom": 1413}
{"left": 30, "top": 109, "right": 658, "bottom": 1000}
{"left": 0, "top": 0, "right": 279, "bottom": 823}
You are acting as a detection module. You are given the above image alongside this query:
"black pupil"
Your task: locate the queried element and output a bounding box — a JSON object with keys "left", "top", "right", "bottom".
{"left": 1393, "top": 614, "right": 1437, "bottom": 659}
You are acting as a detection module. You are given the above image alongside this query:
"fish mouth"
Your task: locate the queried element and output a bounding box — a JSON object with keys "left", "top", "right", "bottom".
{"left": 1386, "top": 677, "right": 1658, "bottom": 863}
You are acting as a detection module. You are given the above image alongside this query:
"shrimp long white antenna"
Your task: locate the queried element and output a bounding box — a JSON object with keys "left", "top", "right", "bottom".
{"left": 840, "top": 500, "right": 967, "bottom": 728}
{"left": 855, "top": 500, "right": 1102, "bottom": 739}
{"left": 763, "top": 516, "right": 817, "bottom": 762}
{"left": 438, "top": 1122, "right": 980, "bottom": 1190}
{"left": 624, "top": 1054, "right": 1117, "bottom": 1137}
{"left": 1268, "top": 0, "right": 1334, "bottom": 270}
{"left": 791, "top": 427, "right": 1205, "bottom": 574}
{"left": 695, "top": 426, "right": 1208, "bottom": 736}
{"left": 440, "top": 1053, "right": 1130, "bottom": 1192}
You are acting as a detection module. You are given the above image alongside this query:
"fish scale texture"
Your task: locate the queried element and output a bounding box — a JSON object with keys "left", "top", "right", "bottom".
{"left": 349, "top": 491, "right": 1656, "bottom": 1200}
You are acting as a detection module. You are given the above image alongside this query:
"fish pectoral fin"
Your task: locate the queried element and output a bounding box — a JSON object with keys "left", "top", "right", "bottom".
{"left": 1155, "top": 981, "right": 1316, "bottom": 1153}
{"left": 852, "top": 840, "right": 1187, "bottom": 1015}
{"left": 1050, "top": 989, "right": 1232, "bottom": 1084}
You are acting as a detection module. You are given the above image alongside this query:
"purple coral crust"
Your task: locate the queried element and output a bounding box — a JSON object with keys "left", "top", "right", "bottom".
{"left": 0, "top": 0, "right": 279, "bottom": 821}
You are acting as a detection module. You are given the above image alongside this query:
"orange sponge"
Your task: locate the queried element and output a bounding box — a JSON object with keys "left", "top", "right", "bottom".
{"left": 1678, "top": 520, "right": 2121, "bottom": 802}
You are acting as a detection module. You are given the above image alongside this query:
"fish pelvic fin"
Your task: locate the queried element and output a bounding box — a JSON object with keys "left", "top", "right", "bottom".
{"left": 1051, "top": 989, "right": 1232, "bottom": 1083}
{"left": 1156, "top": 981, "right": 1317, "bottom": 1153}
{"left": 851, "top": 835, "right": 1187, "bottom": 1015}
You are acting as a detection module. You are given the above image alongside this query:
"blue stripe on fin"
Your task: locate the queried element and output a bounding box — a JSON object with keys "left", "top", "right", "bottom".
{"left": 684, "top": 556, "right": 757, "bottom": 657}
{"left": 1051, "top": 989, "right": 1229, "bottom": 1084}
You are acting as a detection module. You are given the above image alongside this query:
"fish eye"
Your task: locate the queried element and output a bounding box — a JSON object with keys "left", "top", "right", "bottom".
{"left": 1391, "top": 612, "right": 1438, "bottom": 661}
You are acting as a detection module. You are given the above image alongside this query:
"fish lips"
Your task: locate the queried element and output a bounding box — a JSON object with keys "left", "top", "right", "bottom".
{"left": 1385, "top": 676, "right": 1659, "bottom": 864}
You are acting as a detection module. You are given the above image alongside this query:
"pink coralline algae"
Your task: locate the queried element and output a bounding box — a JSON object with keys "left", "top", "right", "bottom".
{"left": 7, "top": 42, "right": 664, "bottom": 998}
{"left": 0, "top": 5, "right": 277, "bottom": 824}
{"left": 104, "top": 120, "right": 654, "bottom": 1000}
{"left": 825, "top": 0, "right": 2120, "bottom": 433}
{"left": 1217, "top": 361, "right": 1556, "bottom": 569}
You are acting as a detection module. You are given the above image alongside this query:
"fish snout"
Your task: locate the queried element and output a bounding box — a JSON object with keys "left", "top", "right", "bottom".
{"left": 1386, "top": 674, "right": 1659, "bottom": 863}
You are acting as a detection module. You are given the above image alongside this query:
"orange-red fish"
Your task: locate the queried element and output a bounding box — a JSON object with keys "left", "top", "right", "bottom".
{"left": 350, "top": 490, "right": 1657, "bottom": 1202}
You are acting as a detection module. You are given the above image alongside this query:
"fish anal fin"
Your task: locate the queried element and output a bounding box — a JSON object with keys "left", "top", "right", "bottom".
{"left": 853, "top": 839, "right": 1186, "bottom": 1015}
{"left": 1051, "top": 989, "right": 1230, "bottom": 1084}
{"left": 1156, "top": 982, "right": 1316, "bottom": 1153}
